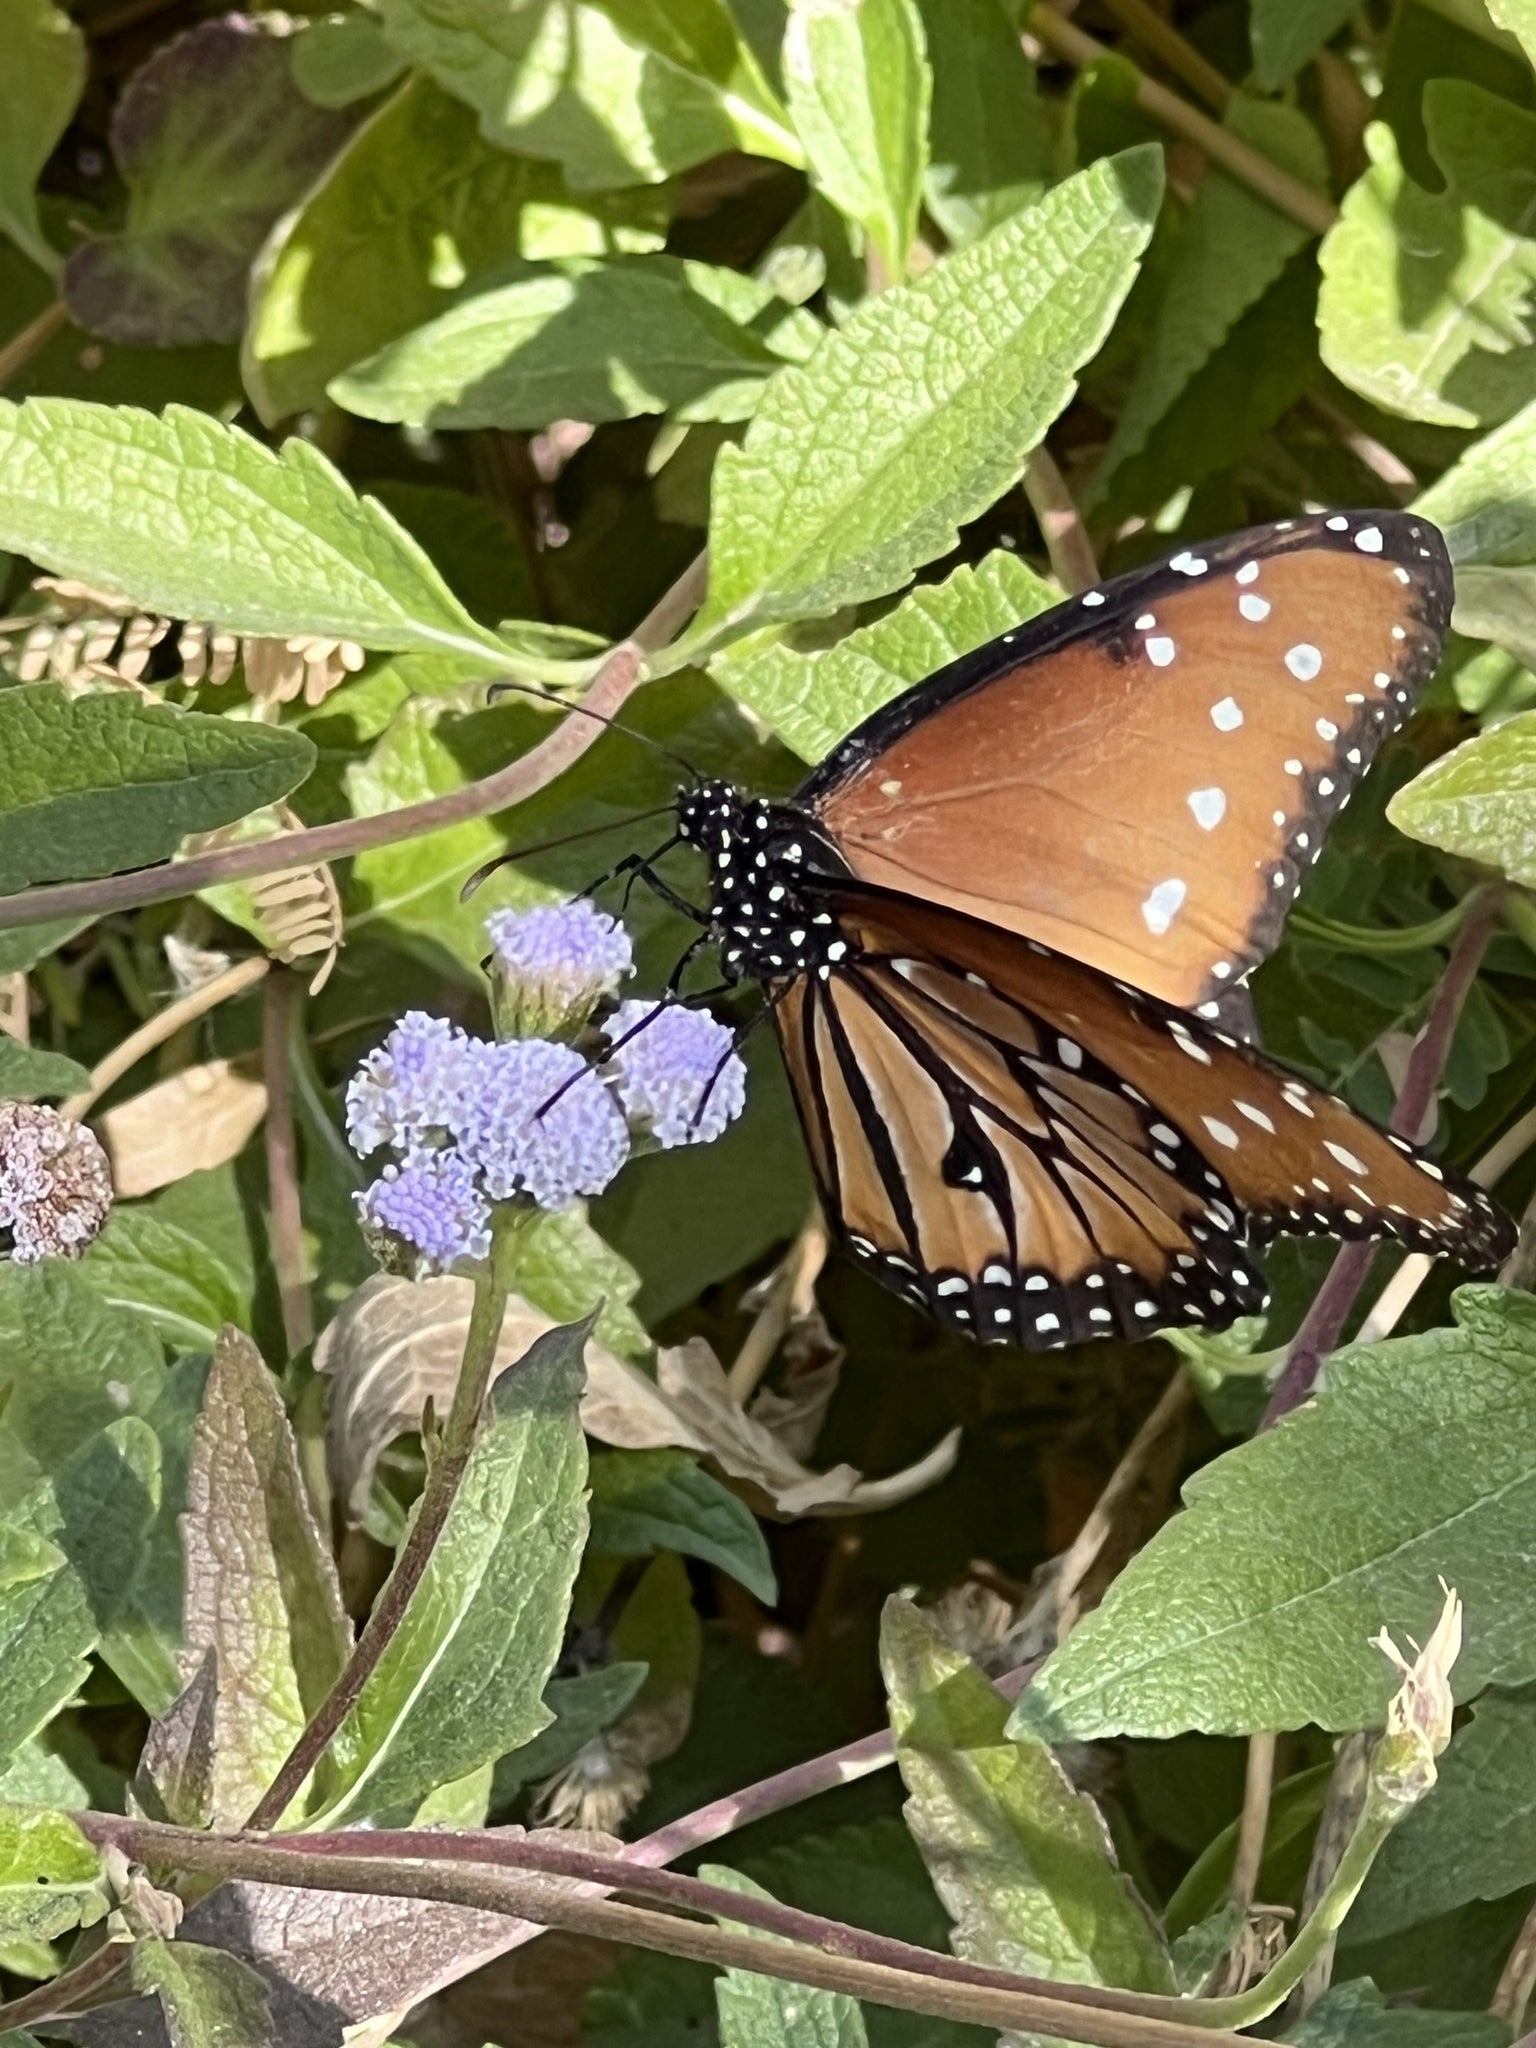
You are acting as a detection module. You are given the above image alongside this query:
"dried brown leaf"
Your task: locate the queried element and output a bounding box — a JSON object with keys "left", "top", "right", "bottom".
{"left": 317, "top": 1279, "right": 958, "bottom": 1525}
{"left": 97, "top": 1058, "right": 266, "bottom": 1198}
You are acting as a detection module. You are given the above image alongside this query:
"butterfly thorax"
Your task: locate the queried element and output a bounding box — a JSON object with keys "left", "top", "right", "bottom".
{"left": 675, "top": 781, "right": 850, "bottom": 984}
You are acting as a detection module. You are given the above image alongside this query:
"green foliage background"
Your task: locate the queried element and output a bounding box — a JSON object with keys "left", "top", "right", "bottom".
{"left": 0, "top": 0, "right": 1534, "bottom": 2044}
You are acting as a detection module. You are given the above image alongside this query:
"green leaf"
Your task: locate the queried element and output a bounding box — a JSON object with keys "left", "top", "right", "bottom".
{"left": 1250, "top": 0, "right": 1357, "bottom": 89}
{"left": 0, "top": 1041, "right": 88, "bottom": 1103}
{"left": 1450, "top": 563, "right": 1536, "bottom": 669}
{"left": 1290, "top": 1981, "right": 1511, "bottom": 2048}
{"left": 0, "top": 1, "right": 85, "bottom": 276}
{"left": 1318, "top": 81, "right": 1536, "bottom": 429}
{"left": 0, "top": 1421, "right": 160, "bottom": 1769}
{"left": 1013, "top": 1288, "right": 1536, "bottom": 1741}
{"left": 0, "top": 920, "right": 89, "bottom": 976}
{"left": 181, "top": 1329, "right": 350, "bottom": 1826}
{"left": 318, "top": 1319, "right": 590, "bottom": 1825}
{"left": 711, "top": 547, "right": 1056, "bottom": 761}
{"left": 1352, "top": 1685, "right": 1536, "bottom": 1939}
{"left": 377, "top": 0, "right": 800, "bottom": 190}
{"left": 330, "top": 257, "right": 818, "bottom": 431}
{"left": 784, "top": 0, "right": 930, "bottom": 284}
{"left": 244, "top": 73, "right": 668, "bottom": 424}
{"left": 1093, "top": 101, "right": 1326, "bottom": 497}
{"left": 0, "top": 1262, "right": 165, "bottom": 1512}
{"left": 492, "top": 1661, "right": 650, "bottom": 1802}
{"left": 0, "top": 399, "right": 511, "bottom": 659}
{"left": 882, "top": 1597, "right": 1174, "bottom": 1991}
{"left": 132, "top": 1938, "right": 275, "bottom": 2048}
{"left": 1487, "top": 0, "right": 1536, "bottom": 68}
{"left": 918, "top": 0, "right": 1050, "bottom": 247}
{"left": 590, "top": 1449, "right": 776, "bottom": 1604}
{"left": 0, "top": 1807, "right": 103, "bottom": 1947}
{"left": 61, "top": 16, "right": 354, "bottom": 348}
{"left": 291, "top": 9, "right": 408, "bottom": 107}
{"left": 1415, "top": 391, "right": 1536, "bottom": 565}
{"left": 706, "top": 1865, "right": 870, "bottom": 2048}
{"left": 1387, "top": 710, "right": 1536, "bottom": 884}
{"left": 698, "top": 145, "right": 1162, "bottom": 641}
{"left": 0, "top": 685, "right": 313, "bottom": 895}
{"left": 83, "top": 1167, "right": 255, "bottom": 1355}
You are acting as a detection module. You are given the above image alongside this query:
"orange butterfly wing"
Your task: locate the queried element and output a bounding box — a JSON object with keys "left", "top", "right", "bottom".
{"left": 774, "top": 886, "right": 1509, "bottom": 1348}
{"left": 802, "top": 512, "right": 1451, "bottom": 1020}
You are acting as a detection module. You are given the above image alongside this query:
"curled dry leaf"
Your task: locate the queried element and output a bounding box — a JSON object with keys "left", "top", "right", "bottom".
{"left": 190, "top": 805, "right": 344, "bottom": 992}
{"left": 319, "top": 1276, "right": 960, "bottom": 1524}
{"left": 97, "top": 1056, "right": 267, "bottom": 1199}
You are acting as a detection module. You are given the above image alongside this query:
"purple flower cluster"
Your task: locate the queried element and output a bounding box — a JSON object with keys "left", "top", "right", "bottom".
{"left": 348, "top": 900, "right": 747, "bottom": 1278}
{"left": 606, "top": 1001, "right": 746, "bottom": 1149}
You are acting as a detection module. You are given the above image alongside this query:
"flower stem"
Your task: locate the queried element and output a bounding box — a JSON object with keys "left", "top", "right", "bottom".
{"left": 242, "top": 1208, "right": 523, "bottom": 1830}
{"left": 1261, "top": 885, "right": 1503, "bottom": 1428}
{"left": 70, "top": 1812, "right": 1249, "bottom": 2048}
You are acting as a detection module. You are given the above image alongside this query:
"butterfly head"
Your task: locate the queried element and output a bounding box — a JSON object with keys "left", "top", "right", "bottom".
{"left": 676, "top": 780, "right": 847, "bottom": 984}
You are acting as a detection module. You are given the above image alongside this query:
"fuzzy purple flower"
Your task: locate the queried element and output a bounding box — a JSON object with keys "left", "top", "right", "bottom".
{"left": 604, "top": 1001, "right": 746, "bottom": 1149}
{"left": 459, "top": 1037, "right": 630, "bottom": 1209}
{"left": 357, "top": 1150, "right": 492, "bottom": 1277}
{"left": 0, "top": 1101, "right": 114, "bottom": 1263}
{"left": 485, "top": 899, "right": 632, "bottom": 1041}
{"left": 345, "top": 1011, "right": 475, "bottom": 1156}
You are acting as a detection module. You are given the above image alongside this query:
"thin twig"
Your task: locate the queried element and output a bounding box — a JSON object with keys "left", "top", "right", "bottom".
{"left": 1493, "top": 1893, "right": 1536, "bottom": 2029}
{"left": 1228, "top": 1733, "right": 1278, "bottom": 1913}
{"left": 1287, "top": 1730, "right": 1372, "bottom": 2018}
{"left": 60, "top": 955, "right": 270, "bottom": 1121}
{"left": 726, "top": 1209, "right": 829, "bottom": 1404}
{"left": 1306, "top": 394, "right": 1418, "bottom": 502}
{"left": 0, "top": 1943, "right": 125, "bottom": 2032}
{"left": 0, "top": 299, "right": 67, "bottom": 391}
{"left": 262, "top": 969, "right": 312, "bottom": 1356}
{"left": 68, "top": 1814, "right": 1258, "bottom": 2048}
{"left": 242, "top": 1211, "right": 523, "bottom": 1830}
{"left": 1023, "top": 446, "right": 1100, "bottom": 594}
{"left": 1026, "top": 6, "right": 1338, "bottom": 236}
{"left": 1056, "top": 1369, "right": 1192, "bottom": 1632}
{"left": 1261, "top": 887, "right": 1504, "bottom": 1427}
{"left": 1355, "top": 1099, "right": 1536, "bottom": 1342}
{"left": 0, "top": 554, "right": 709, "bottom": 935}
{"left": 1097, "top": 0, "right": 1232, "bottom": 110}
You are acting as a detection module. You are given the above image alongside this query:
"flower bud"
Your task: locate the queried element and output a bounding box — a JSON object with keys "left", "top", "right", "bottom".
{"left": 0, "top": 1101, "right": 113, "bottom": 1263}
{"left": 1370, "top": 1581, "right": 1462, "bottom": 1809}
{"left": 485, "top": 900, "right": 633, "bottom": 1043}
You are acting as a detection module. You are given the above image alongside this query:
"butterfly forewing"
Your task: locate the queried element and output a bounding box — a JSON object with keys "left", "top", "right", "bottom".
{"left": 802, "top": 512, "right": 1452, "bottom": 1019}
{"left": 775, "top": 886, "right": 1510, "bottom": 1349}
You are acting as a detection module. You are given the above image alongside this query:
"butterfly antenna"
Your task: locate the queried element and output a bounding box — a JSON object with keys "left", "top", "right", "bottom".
{"left": 459, "top": 807, "right": 676, "bottom": 903}
{"left": 488, "top": 678, "right": 702, "bottom": 782}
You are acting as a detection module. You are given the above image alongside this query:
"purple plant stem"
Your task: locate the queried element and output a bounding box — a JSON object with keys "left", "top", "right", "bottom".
{"left": 1261, "top": 887, "right": 1503, "bottom": 1429}
{"left": 0, "top": 552, "right": 707, "bottom": 935}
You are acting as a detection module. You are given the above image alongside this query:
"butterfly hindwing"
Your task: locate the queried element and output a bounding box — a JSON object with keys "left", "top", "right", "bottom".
{"left": 774, "top": 886, "right": 1510, "bottom": 1348}
{"left": 802, "top": 511, "right": 1453, "bottom": 1021}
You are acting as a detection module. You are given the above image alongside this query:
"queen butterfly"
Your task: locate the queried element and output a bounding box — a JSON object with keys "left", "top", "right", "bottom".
{"left": 666, "top": 509, "right": 1514, "bottom": 1347}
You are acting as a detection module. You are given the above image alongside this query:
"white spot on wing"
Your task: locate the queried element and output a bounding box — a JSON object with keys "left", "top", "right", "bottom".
{"left": 1146, "top": 636, "right": 1177, "bottom": 667}
{"left": 1203, "top": 1116, "right": 1240, "bottom": 1149}
{"left": 1238, "top": 593, "right": 1270, "bottom": 622}
{"left": 1355, "top": 525, "right": 1384, "bottom": 552}
{"left": 1325, "top": 1140, "right": 1368, "bottom": 1175}
{"left": 1285, "top": 642, "right": 1323, "bottom": 681}
{"left": 1142, "top": 877, "right": 1187, "bottom": 934}
{"left": 1188, "top": 786, "right": 1227, "bottom": 830}
{"left": 1236, "top": 561, "right": 1260, "bottom": 585}
{"left": 1211, "top": 696, "right": 1243, "bottom": 731}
